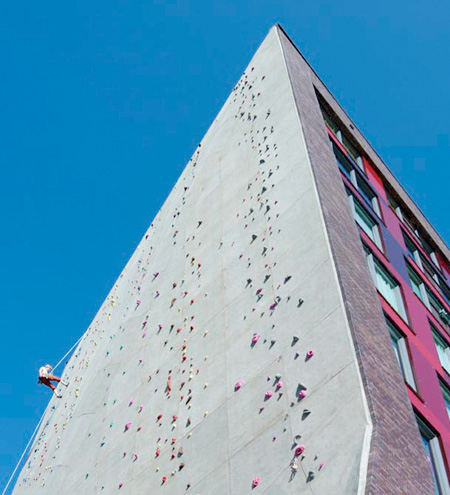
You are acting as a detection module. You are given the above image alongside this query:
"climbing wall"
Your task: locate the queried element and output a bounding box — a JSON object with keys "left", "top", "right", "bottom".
{"left": 12, "top": 27, "right": 372, "bottom": 495}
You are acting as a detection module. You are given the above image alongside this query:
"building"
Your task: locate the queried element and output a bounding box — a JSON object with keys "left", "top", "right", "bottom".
{"left": 11, "top": 25, "right": 450, "bottom": 495}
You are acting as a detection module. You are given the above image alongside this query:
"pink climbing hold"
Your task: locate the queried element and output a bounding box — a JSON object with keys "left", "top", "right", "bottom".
{"left": 235, "top": 380, "right": 243, "bottom": 391}
{"left": 256, "top": 288, "right": 263, "bottom": 295}
{"left": 265, "top": 391, "right": 273, "bottom": 399}
{"left": 133, "top": 453, "right": 139, "bottom": 461}
{"left": 124, "top": 422, "right": 132, "bottom": 431}
{"left": 138, "top": 405, "right": 144, "bottom": 412}
{"left": 307, "top": 349, "right": 315, "bottom": 358}
{"left": 319, "top": 461, "right": 324, "bottom": 470}
{"left": 119, "top": 482, "right": 124, "bottom": 489}
{"left": 275, "top": 381, "right": 283, "bottom": 390}
{"left": 136, "top": 300, "right": 141, "bottom": 306}
{"left": 295, "top": 445, "right": 305, "bottom": 456}
{"left": 252, "top": 333, "right": 260, "bottom": 344}
{"left": 142, "top": 331, "right": 147, "bottom": 338}
{"left": 299, "top": 390, "right": 307, "bottom": 399}
{"left": 252, "top": 476, "right": 260, "bottom": 488}
{"left": 129, "top": 398, "right": 134, "bottom": 405}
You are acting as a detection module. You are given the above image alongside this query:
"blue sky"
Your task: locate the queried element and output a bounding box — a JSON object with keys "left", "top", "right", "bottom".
{"left": 1, "top": 0, "right": 450, "bottom": 491}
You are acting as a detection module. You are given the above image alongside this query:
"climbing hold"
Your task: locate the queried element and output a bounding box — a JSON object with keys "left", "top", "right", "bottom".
{"left": 265, "top": 391, "right": 273, "bottom": 399}
{"left": 299, "top": 390, "right": 307, "bottom": 399}
{"left": 124, "top": 422, "right": 132, "bottom": 431}
{"left": 307, "top": 350, "right": 315, "bottom": 358}
{"left": 133, "top": 453, "right": 139, "bottom": 461}
{"left": 129, "top": 398, "right": 134, "bottom": 406}
{"left": 118, "top": 482, "right": 124, "bottom": 488}
{"left": 276, "top": 381, "right": 283, "bottom": 390}
{"left": 319, "top": 461, "right": 324, "bottom": 470}
{"left": 235, "top": 380, "right": 243, "bottom": 391}
{"left": 157, "top": 414, "right": 163, "bottom": 421}
{"left": 251, "top": 333, "right": 260, "bottom": 344}
{"left": 302, "top": 409, "right": 311, "bottom": 420}
{"left": 123, "top": 451, "right": 127, "bottom": 457}
{"left": 295, "top": 445, "right": 305, "bottom": 456}
{"left": 252, "top": 476, "right": 260, "bottom": 488}
{"left": 156, "top": 448, "right": 160, "bottom": 457}
{"left": 162, "top": 476, "right": 167, "bottom": 484}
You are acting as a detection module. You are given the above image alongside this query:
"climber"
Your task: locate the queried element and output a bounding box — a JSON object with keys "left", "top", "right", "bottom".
{"left": 38, "top": 364, "right": 68, "bottom": 398}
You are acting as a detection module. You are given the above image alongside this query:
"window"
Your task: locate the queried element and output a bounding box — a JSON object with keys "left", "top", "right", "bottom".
{"left": 426, "top": 287, "right": 450, "bottom": 328}
{"left": 440, "top": 380, "right": 450, "bottom": 423}
{"left": 334, "top": 145, "right": 353, "bottom": 180}
{"left": 404, "top": 232, "right": 423, "bottom": 267}
{"left": 417, "top": 416, "right": 450, "bottom": 495}
{"left": 432, "top": 323, "right": 450, "bottom": 374}
{"left": 407, "top": 263, "right": 430, "bottom": 307}
{"left": 387, "top": 189, "right": 404, "bottom": 220}
{"left": 320, "top": 102, "right": 365, "bottom": 172}
{"left": 365, "top": 246, "right": 408, "bottom": 321}
{"left": 403, "top": 232, "right": 450, "bottom": 305}
{"left": 342, "top": 134, "right": 364, "bottom": 170}
{"left": 355, "top": 175, "right": 381, "bottom": 216}
{"left": 348, "top": 193, "right": 383, "bottom": 250}
{"left": 321, "top": 106, "right": 341, "bottom": 139}
{"left": 385, "top": 316, "right": 417, "bottom": 391}
{"left": 335, "top": 147, "right": 381, "bottom": 216}
{"left": 388, "top": 188, "right": 442, "bottom": 271}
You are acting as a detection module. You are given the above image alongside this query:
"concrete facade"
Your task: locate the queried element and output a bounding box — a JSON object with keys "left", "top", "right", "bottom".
{"left": 12, "top": 26, "right": 438, "bottom": 495}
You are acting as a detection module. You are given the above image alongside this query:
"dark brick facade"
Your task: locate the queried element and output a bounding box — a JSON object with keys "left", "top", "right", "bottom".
{"left": 277, "top": 25, "right": 436, "bottom": 495}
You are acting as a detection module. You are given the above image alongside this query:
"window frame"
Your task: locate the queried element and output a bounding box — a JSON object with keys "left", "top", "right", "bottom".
{"left": 440, "top": 378, "right": 450, "bottom": 424}
{"left": 385, "top": 315, "right": 417, "bottom": 391}
{"left": 365, "top": 246, "right": 408, "bottom": 322}
{"left": 334, "top": 144, "right": 381, "bottom": 217}
{"left": 348, "top": 192, "right": 383, "bottom": 251}
{"left": 431, "top": 322, "right": 450, "bottom": 375}
{"left": 407, "top": 262, "right": 431, "bottom": 308}
{"left": 417, "top": 415, "right": 450, "bottom": 495}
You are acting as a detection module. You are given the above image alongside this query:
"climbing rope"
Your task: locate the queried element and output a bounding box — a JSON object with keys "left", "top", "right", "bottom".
{"left": 1, "top": 335, "right": 83, "bottom": 495}
{"left": 50, "top": 334, "right": 83, "bottom": 374}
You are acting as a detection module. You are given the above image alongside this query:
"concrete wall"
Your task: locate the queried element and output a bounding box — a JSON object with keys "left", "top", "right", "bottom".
{"left": 12, "top": 27, "right": 371, "bottom": 495}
